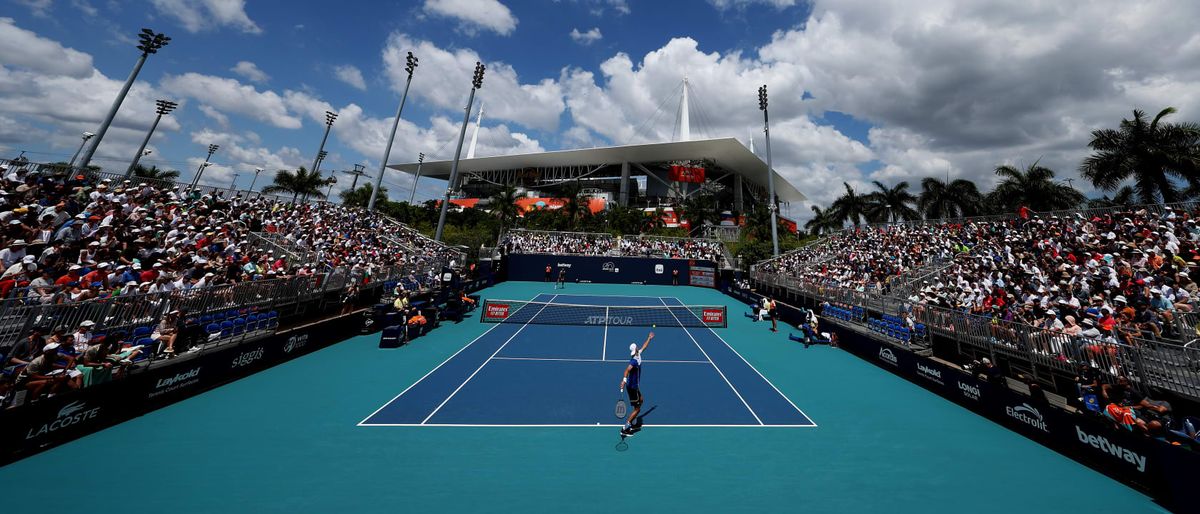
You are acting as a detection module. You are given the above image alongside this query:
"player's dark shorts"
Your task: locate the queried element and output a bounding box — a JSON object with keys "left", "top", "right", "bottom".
{"left": 627, "top": 387, "right": 643, "bottom": 407}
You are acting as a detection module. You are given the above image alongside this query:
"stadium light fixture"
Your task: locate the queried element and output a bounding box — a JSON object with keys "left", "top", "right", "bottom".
{"left": 125, "top": 99, "right": 178, "bottom": 177}
{"left": 188, "top": 144, "right": 220, "bottom": 191}
{"left": 310, "top": 110, "right": 338, "bottom": 178}
{"left": 76, "top": 28, "right": 170, "bottom": 171}
{"left": 758, "top": 84, "right": 780, "bottom": 258}
{"left": 68, "top": 132, "right": 96, "bottom": 167}
{"left": 408, "top": 152, "right": 425, "bottom": 204}
{"left": 436, "top": 61, "right": 485, "bottom": 242}
{"left": 249, "top": 167, "right": 265, "bottom": 192}
{"left": 370, "top": 51, "right": 418, "bottom": 211}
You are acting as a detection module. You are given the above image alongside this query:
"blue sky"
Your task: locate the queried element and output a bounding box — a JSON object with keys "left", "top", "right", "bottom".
{"left": 2, "top": 0, "right": 1198, "bottom": 214}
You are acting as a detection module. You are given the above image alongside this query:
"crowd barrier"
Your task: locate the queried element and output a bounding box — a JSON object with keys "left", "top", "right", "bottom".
{"left": 0, "top": 310, "right": 362, "bottom": 464}
{"left": 724, "top": 282, "right": 1198, "bottom": 512}
{"left": 830, "top": 325, "right": 1199, "bottom": 513}
{"left": 503, "top": 254, "right": 717, "bottom": 287}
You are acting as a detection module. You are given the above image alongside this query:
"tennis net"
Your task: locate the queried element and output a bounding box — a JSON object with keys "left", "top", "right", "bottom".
{"left": 480, "top": 299, "right": 727, "bottom": 328}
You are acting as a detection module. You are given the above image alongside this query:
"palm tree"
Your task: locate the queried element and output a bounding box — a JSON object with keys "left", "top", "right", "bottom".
{"left": 559, "top": 181, "right": 587, "bottom": 225}
{"left": 865, "top": 180, "right": 919, "bottom": 223}
{"left": 261, "top": 166, "right": 327, "bottom": 202}
{"left": 1086, "top": 185, "right": 1137, "bottom": 209}
{"left": 803, "top": 205, "right": 841, "bottom": 236}
{"left": 918, "top": 177, "right": 982, "bottom": 219}
{"left": 681, "top": 193, "right": 718, "bottom": 236}
{"left": 339, "top": 183, "right": 386, "bottom": 208}
{"left": 488, "top": 184, "right": 520, "bottom": 227}
{"left": 987, "top": 161, "right": 1085, "bottom": 212}
{"left": 1080, "top": 107, "right": 1200, "bottom": 204}
{"left": 829, "top": 182, "right": 871, "bottom": 226}
{"left": 131, "top": 164, "right": 181, "bottom": 182}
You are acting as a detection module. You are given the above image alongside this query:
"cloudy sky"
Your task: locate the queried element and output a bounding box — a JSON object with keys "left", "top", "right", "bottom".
{"left": 2, "top": 0, "right": 1199, "bottom": 218}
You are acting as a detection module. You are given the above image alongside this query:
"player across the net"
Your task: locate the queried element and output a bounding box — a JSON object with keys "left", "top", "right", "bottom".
{"left": 480, "top": 299, "right": 727, "bottom": 328}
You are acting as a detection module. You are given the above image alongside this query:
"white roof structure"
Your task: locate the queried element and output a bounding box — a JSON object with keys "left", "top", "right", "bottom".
{"left": 387, "top": 137, "right": 806, "bottom": 203}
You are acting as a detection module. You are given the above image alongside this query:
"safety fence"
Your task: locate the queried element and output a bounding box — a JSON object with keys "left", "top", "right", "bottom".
{"left": 750, "top": 269, "right": 1200, "bottom": 400}
{"left": 501, "top": 229, "right": 729, "bottom": 264}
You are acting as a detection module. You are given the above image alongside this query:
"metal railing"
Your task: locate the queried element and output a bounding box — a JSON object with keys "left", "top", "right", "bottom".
{"left": 751, "top": 269, "right": 1200, "bottom": 400}
{"left": 704, "top": 225, "right": 741, "bottom": 242}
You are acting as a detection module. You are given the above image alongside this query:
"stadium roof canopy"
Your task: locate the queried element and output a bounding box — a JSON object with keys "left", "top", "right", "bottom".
{"left": 387, "top": 137, "right": 806, "bottom": 203}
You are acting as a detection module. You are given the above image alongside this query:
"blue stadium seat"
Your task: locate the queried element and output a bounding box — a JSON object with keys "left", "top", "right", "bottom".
{"left": 206, "top": 323, "right": 222, "bottom": 340}
{"left": 220, "top": 320, "right": 234, "bottom": 338}
{"left": 232, "top": 317, "right": 246, "bottom": 336}
{"left": 266, "top": 311, "right": 279, "bottom": 329}
{"left": 245, "top": 314, "right": 259, "bottom": 332}
{"left": 132, "top": 326, "right": 152, "bottom": 339}
{"left": 199, "top": 314, "right": 213, "bottom": 325}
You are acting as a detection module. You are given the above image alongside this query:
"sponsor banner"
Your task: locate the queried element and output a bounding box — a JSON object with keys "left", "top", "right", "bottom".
{"left": 689, "top": 266, "right": 716, "bottom": 288}
{"left": 702, "top": 308, "right": 725, "bottom": 325}
{"left": 668, "top": 165, "right": 706, "bottom": 184}
{"left": 821, "top": 324, "right": 1200, "bottom": 510}
{"left": 506, "top": 254, "right": 713, "bottom": 286}
{"left": 0, "top": 314, "right": 361, "bottom": 465}
{"left": 485, "top": 303, "right": 511, "bottom": 320}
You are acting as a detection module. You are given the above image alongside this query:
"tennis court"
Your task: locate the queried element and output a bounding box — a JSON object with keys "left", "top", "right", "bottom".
{"left": 360, "top": 293, "right": 814, "bottom": 427}
{"left": 0, "top": 282, "right": 1162, "bottom": 513}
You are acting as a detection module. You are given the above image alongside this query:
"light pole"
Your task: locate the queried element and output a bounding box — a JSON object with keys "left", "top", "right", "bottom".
{"left": 758, "top": 85, "right": 780, "bottom": 257}
{"left": 344, "top": 164, "right": 368, "bottom": 191}
{"left": 125, "top": 99, "right": 177, "bottom": 177}
{"left": 187, "top": 144, "right": 220, "bottom": 191}
{"left": 435, "top": 61, "right": 485, "bottom": 242}
{"left": 69, "top": 132, "right": 95, "bottom": 167}
{"left": 77, "top": 28, "right": 170, "bottom": 170}
{"left": 249, "top": 167, "right": 264, "bottom": 192}
{"left": 310, "top": 111, "right": 337, "bottom": 176}
{"left": 370, "top": 51, "right": 417, "bottom": 211}
{"left": 314, "top": 150, "right": 328, "bottom": 174}
{"left": 229, "top": 172, "right": 240, "bottom": 191}
{"left": 408, "top": 152, "right": 424, "bottom": 204}
{"left": 325, "top": 176, "right": 337, "bottom": 199}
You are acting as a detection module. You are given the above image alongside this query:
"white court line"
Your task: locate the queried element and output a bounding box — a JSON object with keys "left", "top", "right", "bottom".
{"left": 602, "top": 306, "right": 609, "bottom": 360}
{"left": 664, "top": 295, "right": 819, "bottom": 428}
{"left": 419, "top": 294, "right": 559, "bottom": 424}
{"left": 360, "top": 423, "right": 815, "bottom": 428}
{"left": 659, "top": 297, "right": 763, "bottom": 425}
{"left": 491, "top": 356, "right": 710, "bottom": 364}
{"left": 357, "top": 293, "right": 552, "bottom": 426}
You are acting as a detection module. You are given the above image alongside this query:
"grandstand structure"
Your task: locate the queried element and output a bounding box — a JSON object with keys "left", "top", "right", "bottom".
{"left": 0, "top": 156, "right": 465, "bottom": 409}
{"left": 388, "top": 79, "right": 805, "bottom": 225}
{"left": 749, "top": 202, "right": 1200, "bottom": 404}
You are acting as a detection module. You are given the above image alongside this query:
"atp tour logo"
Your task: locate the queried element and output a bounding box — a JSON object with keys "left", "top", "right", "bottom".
{"left": 585, "top": 316, "right": 634, "bottom": 325}
{"left": 1006, "top": 403, "right": 1049, "bottom": 432}
{"left": 916, "top": 362, "right": 944, "bottom": 385}
{"left": 957, "top": 381, "right": 981, "bottom": 401}
{"left": 702, "top": 308, "right": 725, "bottom": 324}
{"left": 485, "top": 303, "right": 510, "bottom": 320}
{"left": 878, "top": 348, "right": 899, "bottom": 366}
{"left": 602, "top": 262, "right": 617, "bottom": 272}
{"left": 25, "top": 400, "right": 101, "bottom": 440}
{"left": 284, "top": 334, "right": 309, "bottom": 353}
{"left": 654, "top": 264, "right": 664, "bottom": 274}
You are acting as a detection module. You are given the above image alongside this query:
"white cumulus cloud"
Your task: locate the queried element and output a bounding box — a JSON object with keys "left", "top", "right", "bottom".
{"left": 230, "top": 61, "right": 269, "bottom": 83}
{"left": 150, "top": 0, "right": 262, "bottom": 34}
{"left": 569, "top": 27, "right": 602, "bottom": 45}
{"left": 333, "top": 64, "right": 367, "bottom": 91}
{"left": 423, "top": 0, "right": 518, "bottom": 36}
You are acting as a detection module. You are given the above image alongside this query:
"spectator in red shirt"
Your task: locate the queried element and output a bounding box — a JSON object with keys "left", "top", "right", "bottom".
{"left": 55, "top": 264, "right": 82, "bottom": 286}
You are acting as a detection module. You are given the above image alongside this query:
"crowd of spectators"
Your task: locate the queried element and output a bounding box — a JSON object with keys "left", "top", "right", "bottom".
{"left": 759, "top": 206, "right": 1200, "bottom": 347}
{"left": 0, "top": 160, "right": 462, "bottom": 405}
{"left": 501, "top": 230, "right": 727, "bottom": 265}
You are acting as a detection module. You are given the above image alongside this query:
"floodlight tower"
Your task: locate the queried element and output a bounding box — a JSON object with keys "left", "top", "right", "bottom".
{"left": 370, "top": 51, "right": 417, "bottom": 211}
{"left": 435, "top": 62, "right": 485, "bottom": 242}
{"left": 125, "top": 99, "right": 177, "bottom": 177}
{"left": 77, "top": 28, "right": 170, "bottom": 170}
{"left": 758, "top": 85, "right": 780, "bottom": 257}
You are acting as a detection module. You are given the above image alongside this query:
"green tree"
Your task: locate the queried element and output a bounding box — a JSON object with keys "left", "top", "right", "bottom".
{"left": 681, "top": 193, "right": 719, "bottom": 236}
{"left": 865, "top": 180, "right": 919, "bottom": 223}
{"left": 803, "top": 205, "right": 841, "bottom": 236}
{"left": 987, "top": 161, "right": 1084, "bottom": 212}
{"left": 918, "top": 177, "right": 982, "bottom": 219}
{"left": 261, "top": 166, "right": 327, "bottom": 202}
{"left": 131, "top": 164, "right": 181, "bottom": 182}
{"left": 1086, "top": 185, "right": 1137, "bottom": 209}
{"left": 488, "top": 184, "right": 521, "bottom": 227}
{"left": 1081, "top": 107, "right": 1200, "bottom": 204}
{"left": 339, "top": 183, "right": 387, "bottom": 208}
{"left": 830, "top": 182, "right": 871, "bottom": 226}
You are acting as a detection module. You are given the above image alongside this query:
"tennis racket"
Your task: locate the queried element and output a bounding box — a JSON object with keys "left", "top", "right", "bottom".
{"left": 615, "top": 392, "right": 627, "bottom": 419}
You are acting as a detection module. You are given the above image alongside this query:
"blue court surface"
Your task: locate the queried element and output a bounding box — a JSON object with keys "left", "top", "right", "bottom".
{"left": 361, "top": 293, "right": 814, "bottom": 427}
{"left": 0, "top": 282, "right": 1165, "bottom": 513}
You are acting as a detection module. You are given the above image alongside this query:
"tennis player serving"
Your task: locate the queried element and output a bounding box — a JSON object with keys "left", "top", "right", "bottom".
{"left": 619, "top": 331, "right": 654, "bottom": 437}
